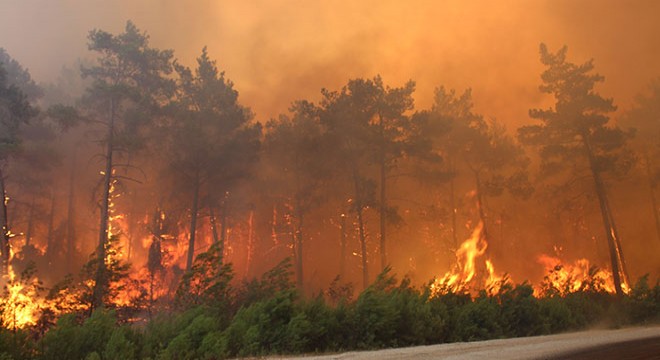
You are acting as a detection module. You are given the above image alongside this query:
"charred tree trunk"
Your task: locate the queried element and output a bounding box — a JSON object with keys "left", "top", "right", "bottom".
{"left": 93, "top": 98, "right": 116, "bottom": 309}
{"left": 582, "top": 132, "right": 625, "bottom": 297}
{"left": 186, "top": 173, "right": 200, "bottom": 271}
{"left": 0, "top": 168, "right": 10, "bottom": 276}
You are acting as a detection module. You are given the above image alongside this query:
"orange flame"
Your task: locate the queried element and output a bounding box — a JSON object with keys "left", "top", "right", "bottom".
{"left": 536, "top": 254, "right": 629, "bottom": 296}
{"left": 431, "top": 221, "right": 508, "bottom": 295}
{"left": 0, "top": 250, "right": 44, "bottom": 328}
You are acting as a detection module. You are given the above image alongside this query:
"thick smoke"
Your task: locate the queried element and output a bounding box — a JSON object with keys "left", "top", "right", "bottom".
{"left": 1, "top": 0, "right": 659, "bottom": 123}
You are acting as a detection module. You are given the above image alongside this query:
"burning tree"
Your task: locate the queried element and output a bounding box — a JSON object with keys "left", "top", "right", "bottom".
{"left": 0, "top": 61, "right": 37, "bottom": 275}
{"left": 518, "top": 44, "right": 633, "bottom": 296}
{"left": 421, "top": 87, "right": 532, "bottom": 256}
{"left": 81, "top": 21, "right": 174, "bottom": 309}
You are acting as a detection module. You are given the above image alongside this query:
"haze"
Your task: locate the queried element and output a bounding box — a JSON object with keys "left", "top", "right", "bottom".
{"left": 1, "top": 0, "right": 659, "bottom": 124}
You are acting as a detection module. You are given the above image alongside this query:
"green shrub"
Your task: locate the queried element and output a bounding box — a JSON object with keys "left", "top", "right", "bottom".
{"left": 0, "top": 327, "right": 35, "bottom": 360}
{"left": 497, "top": 283, "right": 545, "bottom": 337}
{"left": 157, "top": 313, "right": 219, "bottom": 360}
{"left": 538, "top": 296, "right": 574, "bottom": 333}
{"left": 221, "top": 289, "right": 298, "bottom": 357}
{"left": 455, "top": 294, "right": 502, "bottom": 341}
{"left": 622, "top": 275, "right": 660, "bottom": 324}
{"left": 40, "top": 309, "right": 116, "bottom": 360}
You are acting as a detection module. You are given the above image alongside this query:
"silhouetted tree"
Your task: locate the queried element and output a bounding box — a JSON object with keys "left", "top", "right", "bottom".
{"left": 81, "top": 21, "right": 174, "bottom": 309}
{"left": 263, "top": 100, "right": 331, "bottom": 289}
{"left": 319, "top": 77, "right": 379, "bottom": 289}
{"left": 420, "top": 87, "right": 531, "bottom": 279}
{"left": 518, "top": 44, "right": 632, "bottom": 296}
{"left": 620, "top": 78, "right": 660, "bottom": 244}
{"left": 0, "top": 61, "right": 37, "bottom": 274}
{"left": 168, "top": 47, "right": 260, "bottom": 271}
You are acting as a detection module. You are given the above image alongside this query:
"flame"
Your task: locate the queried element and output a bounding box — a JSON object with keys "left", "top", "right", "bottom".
{"left": 536, "top": 254, "right": 629, "bottom": 296}
{"left": 0, "top": 250, "right": 44, "bottom": 329}
{"left": 431, "top": 221, "right": 508, "bottom": 295}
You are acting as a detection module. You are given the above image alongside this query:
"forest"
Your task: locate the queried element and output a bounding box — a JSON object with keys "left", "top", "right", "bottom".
{"left": 0, "top": 20, "right": 659, "bottom": 359}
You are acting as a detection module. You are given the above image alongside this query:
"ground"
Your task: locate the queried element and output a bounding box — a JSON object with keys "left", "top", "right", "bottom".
{"left": 272, "top": 325, "right": 660, "bottom": 359}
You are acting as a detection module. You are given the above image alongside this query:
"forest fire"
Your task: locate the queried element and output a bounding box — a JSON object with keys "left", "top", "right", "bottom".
{"left": 0, "top": 5, "right": 659, "bottom": 357}
{"left": 429, "top": 221, "right": 628, "bottom": 298}
{"left": 0, "top": 250, "right": 44, "bottom": 329}
{"left": 430, "top": 221, "right": 510, "bottom": 295}
{"left": 536, "top": 254, "right": 629, "bottom": 296}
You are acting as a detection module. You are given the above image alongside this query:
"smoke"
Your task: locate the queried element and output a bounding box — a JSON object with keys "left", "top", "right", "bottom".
{"left": 1, "top": 0, "right": 659, "bottom": 124}
{"left": 1, "top": 0, "right": 659, "bottom": 288}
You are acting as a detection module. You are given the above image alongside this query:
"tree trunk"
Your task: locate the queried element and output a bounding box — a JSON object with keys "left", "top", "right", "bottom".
{"left": 46, "top": 189, "right": 56, "bottom": 260}
{"left": 352, "top": 171, "right": 369, "bottom": 289}
{"left": 582, "top": 132, "right": 625, "bottom": 296}
{"left": 25, "top": 197, "right": 35, "bottom": 247}
{"left": 0, "top": 167, "right": 10, "bottom": 276}
{"left": 340, "top": 212, "right": 347, "bottom": 278}
{"left": 472, "top": 169, "right": 490, "bottom": 285}
{"left": 602, "top": 186, "right": 630, "bottom": 286}
{"left": 379, "top": 156, "right": 387, "bottom": 271}
{"left": 93, "top": 98, "right": 116, "bottom": 309}
{"left": 220, "top": 201, "right": 227, "bottom": 251}
{"left": 473, "top": 170, "right": 489, "bottom": 246}
{"left": 245, "top": 209, "right": 254, "bottom": 278}
{"left": 643, "top": 149, "right": 660, "bottom": 245}
{"left": 186, "top": 174, "right": 200, "bottom": 271}
{"left": 295, "top": 212, "right": 304, "bottom": 289}
{"left": 449, "top": 162, "right": 459, "bottom": 250}
{"left": 65, "top": 153, "right": 77, "bottom": 274}
{"left": 209, "top": 205, "right": 224, "bottom": 265}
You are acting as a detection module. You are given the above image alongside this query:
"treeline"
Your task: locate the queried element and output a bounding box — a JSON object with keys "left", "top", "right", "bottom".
{"left": 1, "top": 19, "right": 660, "bottom": 336}
{"left": 1, "top": 257, "right": 659, "bottom": 359}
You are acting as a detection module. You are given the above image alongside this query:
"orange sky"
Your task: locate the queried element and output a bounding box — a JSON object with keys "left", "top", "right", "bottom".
{"left": 1, "top": 0, "right": 659, "bottom": 126}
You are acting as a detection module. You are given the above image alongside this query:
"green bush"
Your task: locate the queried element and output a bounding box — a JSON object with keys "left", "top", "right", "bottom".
{"left": 538, "top": 296, "right": 574, "bottom": 333}
{"left": 0, "top": 327, "right": 35, "bottom": 360}
{"left": 154, "top": 312, "right": 219, "bottom": 360}
{"left": 622, "top": 275, "right": 660, "bottom": 324}
{"left": 221, "top": 289, "right": 298, "bottom": 357}
{"left": 497, "top": 283, "right": 545, "bottom": 337}
{"left": 2, "top": 269, "right": 659, "bottom": 359}
{"left": 39, "top": 310, "right": 117, "bottom": 360}
{"left": 455, "top": 294, "right": 502, "bottom": 341}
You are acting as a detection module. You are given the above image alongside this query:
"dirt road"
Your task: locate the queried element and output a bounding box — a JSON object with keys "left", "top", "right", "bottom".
{"left": 279, "top": 325, "right": 660, "bottom": 360}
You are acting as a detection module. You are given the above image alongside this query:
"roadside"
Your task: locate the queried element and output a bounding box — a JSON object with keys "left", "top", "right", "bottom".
{"left": 270, "top": 325, "right": 660, "bottom": 360}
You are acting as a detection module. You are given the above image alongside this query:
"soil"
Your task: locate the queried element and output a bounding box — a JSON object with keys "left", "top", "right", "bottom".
{"left": 270, "top": 325, "right": 660, "bottom": 360}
